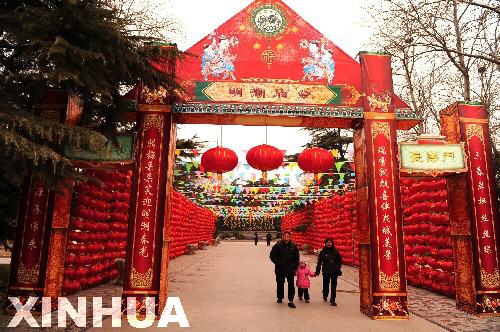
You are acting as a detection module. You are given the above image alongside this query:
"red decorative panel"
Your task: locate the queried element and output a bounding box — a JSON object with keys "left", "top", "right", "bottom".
{"left": 6, "top": 176, "right": 52, "bottom": 313}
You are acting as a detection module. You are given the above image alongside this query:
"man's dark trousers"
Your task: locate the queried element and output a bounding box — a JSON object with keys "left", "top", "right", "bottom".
{"left": 276, "top": 272, "right": 295, "bottom": 301}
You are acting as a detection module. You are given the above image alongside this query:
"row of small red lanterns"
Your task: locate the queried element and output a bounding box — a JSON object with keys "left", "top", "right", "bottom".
{"left": 401, "top": 177, "right": 455, "bottom": 298}
{"left": 201, "top": 145, "right": 335, "bottom": 181}
{"left": 63, "top": 170, "right": 132, "bottom": 295}
{"left": 169, "top": 191, "right": 216, "bottom": 259}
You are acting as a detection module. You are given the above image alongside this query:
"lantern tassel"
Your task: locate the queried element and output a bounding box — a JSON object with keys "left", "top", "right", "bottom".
{"left": 262, "top": 171, "right": 267, "bottom": 183}
{"left": 217, "top": 173, "right": 222, "bottom": 182}
{"left": 314, "top": 173, "right": 320, "bottom": 183}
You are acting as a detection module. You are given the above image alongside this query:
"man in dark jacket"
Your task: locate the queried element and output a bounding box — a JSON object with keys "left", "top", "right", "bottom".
{"left": 269, "top": 231, "right": 300, "bottom": 308}
{"left": 315, "top": 237, "right": 342, "bottom": 306}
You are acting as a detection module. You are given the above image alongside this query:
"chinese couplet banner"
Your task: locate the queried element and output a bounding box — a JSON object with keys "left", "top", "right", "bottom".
{"left": 7, "top": 176, "right": 52, "bottom": 305}
{"left": 459, "top": 105, "right": 500, "bottom": 293}
{"left": 124, "top": 112, "right": 170, "bottom": 309}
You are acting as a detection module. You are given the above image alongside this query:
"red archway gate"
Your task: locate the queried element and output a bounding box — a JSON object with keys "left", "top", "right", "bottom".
{"left": 128, "top": 0, "right": 419, "bottom": 319}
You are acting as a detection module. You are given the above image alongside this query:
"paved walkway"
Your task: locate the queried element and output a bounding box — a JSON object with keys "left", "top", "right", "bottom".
{"left": 99, "top": 242, "right": 443, "bottom": 331}
{"left": 1, "top": 241, "right": 499, "bottom": 331}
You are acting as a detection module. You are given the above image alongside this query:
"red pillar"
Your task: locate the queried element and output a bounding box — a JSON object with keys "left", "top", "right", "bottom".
{"left": 457, "top": 102, "right": 500, "bottom": 315}
{"left": 122, "top": 109, "right": 174, "bottom": 316}
{"left": 359, "top": 52, "right": 408, "bottom": 319}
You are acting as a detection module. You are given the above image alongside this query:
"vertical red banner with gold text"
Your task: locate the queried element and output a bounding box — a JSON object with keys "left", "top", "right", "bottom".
{"left": 123, "top": 112, "right": 168, "bottom": 315}
{"left": 458, "top": 103, "right": 500, "bottom": 313}
{"left": 6, "top": 176, "right": 52, "bottom": 313}
{"left": 360, "top": 52, "right": 407, "bottom": 319}
{"left": 371, "top": 122, "right": 400, "bottom": 280}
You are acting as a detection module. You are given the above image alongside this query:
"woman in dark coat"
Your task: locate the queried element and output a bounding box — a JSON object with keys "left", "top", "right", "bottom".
{"left": 254, "top": 232, "right": 258, "bottom": 245}
{"left": 315, "top": 237, "right": 342, "bottom": 306}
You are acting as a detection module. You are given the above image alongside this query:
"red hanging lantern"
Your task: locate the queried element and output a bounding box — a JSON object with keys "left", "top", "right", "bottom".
{"left": 246, "top": 144, "right": 284, "bottom": 182}
{"left": 297, "top": 147, "right": 334, "bottom": 180}
{"left": 201, "top": 147, "right": 238, "bottom": 180}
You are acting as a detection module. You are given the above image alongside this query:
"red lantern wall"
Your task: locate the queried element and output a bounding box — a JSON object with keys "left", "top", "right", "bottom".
{"left": 63, "top": 170, "right": 216, "bottom": 295}
{"left": 401, "top": 177, "right": 455, "bottom": 297}
{"left": 281, "top": 192, "right": 358, "bottom": 267}
{"left": 169, "top": 191, "right": 217, "bottom": 259}
{"left": 63, "top": 170, "right": 132, "bottom": 295}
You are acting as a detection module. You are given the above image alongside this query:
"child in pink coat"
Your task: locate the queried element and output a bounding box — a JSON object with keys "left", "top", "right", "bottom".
{"left": 295, "top": 261, "right": 315, "bottom": 303}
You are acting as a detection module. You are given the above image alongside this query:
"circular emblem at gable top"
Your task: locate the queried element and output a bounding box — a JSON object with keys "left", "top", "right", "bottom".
{"left": 251, "top": 4, "right": 287, "bottom": 37}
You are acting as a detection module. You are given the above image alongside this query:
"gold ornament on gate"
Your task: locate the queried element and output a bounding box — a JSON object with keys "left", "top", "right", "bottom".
{"left": 130, "top": 267, "right": 153, "bottom": 289}
{"left": 380, "top": 271, "right": 400, "bottom": 290}
{"left": 143, "top": 114, "right": 164, "bottom": 131}
{"left": 17, "top": 263, "right": 40, "bottom": 284}
{"left": 142, "top": 86, "right": 168, "bottom": 104}
{"left": 466, "top": 124, "right": 484, "bottom": 141}
{"left": 481, "top": 268, "right": 500, "bottom": 288}
{"left": 367, "top": 91, "right": 392, "bottom": 113}
{"left": 371, "top": 122, "right": 391, "bottom": 139}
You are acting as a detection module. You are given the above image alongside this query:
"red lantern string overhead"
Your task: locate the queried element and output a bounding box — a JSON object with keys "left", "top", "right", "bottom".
{"left": 201, "top": 147, "right": 238, "bottom": 180}
{"left": 297, "top": 147, "right": 334, "bottom": 181}
{"left": 246, "top": 144, "right": 284, "bottom": 182}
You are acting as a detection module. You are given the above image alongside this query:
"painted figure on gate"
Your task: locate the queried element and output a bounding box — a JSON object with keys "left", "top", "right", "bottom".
{"left": 201, "top": 34, "right": 239, "bottom": 81}
{"left": 300, "top": 39, "right": 335, "bottom": 84}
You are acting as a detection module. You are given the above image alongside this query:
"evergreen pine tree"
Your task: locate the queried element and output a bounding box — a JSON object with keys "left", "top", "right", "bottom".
{"left": 0, "top": 0, "right": 180, "bottom": 248}
{"left": 0, "top": 0, "right": 180, "bottom": 186}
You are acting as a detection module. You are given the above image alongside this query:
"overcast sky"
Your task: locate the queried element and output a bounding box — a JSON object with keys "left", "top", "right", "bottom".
{"left": 167, "top": 0, "right": 371, "bottom": 154}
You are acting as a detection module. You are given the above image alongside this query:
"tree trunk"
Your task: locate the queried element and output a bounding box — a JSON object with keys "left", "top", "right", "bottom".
{"left": 453, "top": 0, "right": 472, "bottom": 100}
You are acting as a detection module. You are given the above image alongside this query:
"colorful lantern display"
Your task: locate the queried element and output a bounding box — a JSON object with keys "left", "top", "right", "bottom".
{"left": 201, "top": 147, "right": 238, "bottom": 180}
{"left": 297, "top": 147, "right": 334, "bottom": 180}
{"left": 246, "top": 144, "right": 284, "bottom": 182}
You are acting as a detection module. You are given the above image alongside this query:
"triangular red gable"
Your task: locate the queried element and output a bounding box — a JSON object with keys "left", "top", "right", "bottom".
{"left": 173, "top": 0, "right": 409, "bottom": 109}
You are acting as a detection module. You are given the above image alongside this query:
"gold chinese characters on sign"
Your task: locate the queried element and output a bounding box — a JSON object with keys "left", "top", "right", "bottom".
{"left": 198, "top": 81, "right": 340, "bottom": 105}
{"left": 399, "top": 143, "right": 467, "bottom": 175}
